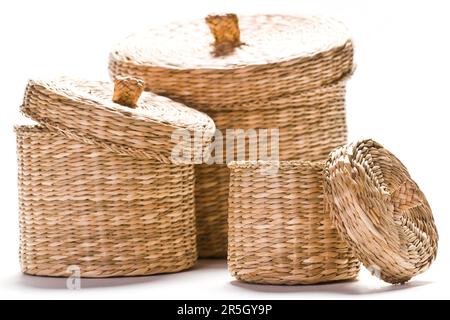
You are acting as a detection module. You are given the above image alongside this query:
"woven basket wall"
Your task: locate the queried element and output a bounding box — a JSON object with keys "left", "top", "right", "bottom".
{"left": 227, "top": 160, "right": 359, "bottom": 285}
{"left": 17, "top": 78, "right": 215, "bottom": 277}
{"left": 16, "top": 126, "right": 197, "bottom": 277}
{"left": 109, "top": 15, "right": 354, "bottom": 258}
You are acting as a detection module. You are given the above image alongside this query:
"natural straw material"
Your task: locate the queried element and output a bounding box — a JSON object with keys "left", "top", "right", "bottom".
{"left": 195, "top": 164, "right": 229, "bottom": 257}
{"left": 112, "top": 76, "right": 145, "bottom": 108}
{"left": 228, "top": 161, "right": 360, "bottom": 285}
{"left": 109, "top": 15, "right": 353, "bottom": 111}
{"left": 21, "top": 78, "right": 216, "bottom": 164}
{"left": 109, "top": 15, "right": 353, "bottom": 258}
{"left": 324, "top": 139, "right": 438, "bottom": 284}
{"left": 16, "top": 78, "right": 215, "bottom": 277}
{"left": 206, "top": 81, "right": 348, "bottom": 159}
{"left": 16, "top": 126, "right": 196, "bottom": 277}
{"left": 195, "top": 82, "right": 348, "bottom": 257}
{"left": 205, "top": 14, "right": 243, "bottom": 56}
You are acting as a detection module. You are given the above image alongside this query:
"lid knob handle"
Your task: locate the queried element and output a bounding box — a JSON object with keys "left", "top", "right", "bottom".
{"left": 205, "top": 13, "right": 242, "bottom": 56}
{"left": 112, "top": 77, "right": 145, "bottom": 108}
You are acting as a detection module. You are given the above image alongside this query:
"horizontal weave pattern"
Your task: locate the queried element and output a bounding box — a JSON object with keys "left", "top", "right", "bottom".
{"left": 109, "top": 15, "right": 352, "bottom": 110}
{"left": 21, "top": 78, "right": 215, "bottom": 164}
{"left": 228, "top": 160, "right": 360, "bottom": 284}
{"left": 196, "top": 82, "right": 348, "bottom": 257}
{"left": 109, "top": 15, "right": 353, "bottom": 258}
{"left": 17, "top": 126, "right": 197, "bottom": 277}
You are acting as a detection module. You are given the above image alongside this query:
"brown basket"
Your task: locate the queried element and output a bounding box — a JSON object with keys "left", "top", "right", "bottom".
{"left": 228, "top": 140, "right": 438, "bottom": 285}
{"left": 109, "top": 14, "right": 354, "bottom": 258}
{"left": 16, "top": 77, "right": 215, "bottom": 277}
{"left": 324, "top": 139, "right": 438, "bottom": 284}
{"left": 228, "top": 160, "right": 360, "bottom": 285}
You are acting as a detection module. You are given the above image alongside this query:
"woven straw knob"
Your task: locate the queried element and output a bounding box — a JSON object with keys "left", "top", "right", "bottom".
{"left": 205, "top": 13, "right": 242, "bottom": 56}
{"left": 113, "top": 77, "right": 145, "bottom": 108}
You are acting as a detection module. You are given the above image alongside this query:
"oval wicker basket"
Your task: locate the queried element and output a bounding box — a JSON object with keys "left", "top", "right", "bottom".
{"left": 16, "top": 78, "right": 215, "bottom": 277}
{"left": 110, "top": 14, "right": 354, "bottom": 258}
{"left": 227, "top": 160, "right": 360, "bottom": 285}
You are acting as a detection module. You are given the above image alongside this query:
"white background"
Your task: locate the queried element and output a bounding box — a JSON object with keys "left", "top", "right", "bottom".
{"left": 0, "top": 0, "right": 449, "bottom": 300}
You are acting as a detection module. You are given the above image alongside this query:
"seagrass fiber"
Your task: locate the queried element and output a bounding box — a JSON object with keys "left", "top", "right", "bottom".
{"left": 323, "top": 139, "right": 438, "bottom": 284}
{"left": 21, "top": 78, "right": 216, "bottom": 164}
{"left": 228, "top": 161, "right": 360, "bottom": 285}
{"left": 16, "top": 78, "right": 215, "bottom": 277}
{"left": 109, "top": 15, "right": 353, "bottom": 110}
{"left": 16, "top": 126, "right": 197, "bottom": 277}
{"left": 109, "top": 14, "right": 354, "bottom": 258}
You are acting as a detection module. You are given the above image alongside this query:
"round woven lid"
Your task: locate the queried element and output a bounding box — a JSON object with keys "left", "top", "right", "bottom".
{"left": 21, "top": 77, "right": 216, "bottom": 163}
{"left": 109, "top": 14, "right": 353, "bottom": 109}
{"left": 112, "top": 15, "right": 351, "bottom": 69}
{"left": 324, "top": 139, "right": 438, "bottom": 284}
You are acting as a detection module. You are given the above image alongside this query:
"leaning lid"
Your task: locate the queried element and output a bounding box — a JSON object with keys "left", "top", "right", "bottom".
{"left": 324, "top": 139, "right": 438, "bottom": 284}
{"left": 21, "top": 77, "right": 216, "bottom": 163}
{"left": 109, "top": 14, "right": 353, "bottom": 109}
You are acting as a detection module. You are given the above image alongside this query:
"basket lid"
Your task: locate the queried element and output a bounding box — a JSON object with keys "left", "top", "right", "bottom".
{"left": 111, "top": 14, "right": 351, "bottom": 69}
{"left": 323, "top": 139, "right": 438, "bottom": 284}
{"left": 109, "top": 14, "right": 353, "bottom": 109}
{"left": 21, "top": 77, "right": 216, "bottom": 163}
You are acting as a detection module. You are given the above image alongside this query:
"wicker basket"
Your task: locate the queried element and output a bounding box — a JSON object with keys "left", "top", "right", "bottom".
{"left": 16, "top": 77, "right": 215, "bottom": 277}
{"left": 228, "top": 140, "right": 438, "bottom": 285}
{"left": 109, "top": 14, "right": 354, "bottom": 258}
{"left": 228, "top": 160, "right": 360, "bottom": 285}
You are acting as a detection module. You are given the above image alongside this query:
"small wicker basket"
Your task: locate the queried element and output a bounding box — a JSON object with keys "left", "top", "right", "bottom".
{"left": 228, "top": 140, "right": 438, "bottom": 285}
{"left": 228, "top": 160, "right": 360, "bottom": 285}
{"left": 110, "top": 14, "right": 354, "bottom": 258}
{"left": 16, "top": 77, "right": 215, "bottom": 277}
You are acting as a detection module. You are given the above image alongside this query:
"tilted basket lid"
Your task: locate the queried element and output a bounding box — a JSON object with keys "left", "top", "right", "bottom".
{"left": 323, "top": 139, "right": 438, "bottom": 284}
{"left": 109, "top": 14, "right": 353, "bottom": 109}
{"left": 21, "top": 77, "right": 216, "bottom": 163}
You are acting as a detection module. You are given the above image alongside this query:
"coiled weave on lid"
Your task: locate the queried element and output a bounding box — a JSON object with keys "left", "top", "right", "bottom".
{"left": 109, "top": 15, "right": 353, "bottom": 110}
{"left": 21, "top": 78, "right": 216, "bottom": 163}
{"left": 324, "top": 139, "right": 438, "bottom": 284}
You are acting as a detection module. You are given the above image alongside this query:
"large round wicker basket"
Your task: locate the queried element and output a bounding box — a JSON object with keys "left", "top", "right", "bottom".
{"left": 16, "top": 78, "right": 215, "bottom": 277}
{"left": 110, "top": 14, "right": 354, "bottom": 258}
